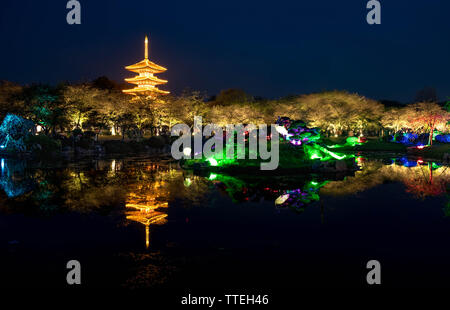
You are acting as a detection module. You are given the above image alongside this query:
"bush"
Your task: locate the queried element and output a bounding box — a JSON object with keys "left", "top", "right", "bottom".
{"left": 77, "top": 136, "right": 94, "bottom": 150}
{"left": 128, "top": 141, "right": 148, "bottom": 152}
{"left": 71, "top": 128, "right": 83, "bottom": 137}
{"left": 147, "top": 136, "right": 167, "bottom": 148}
{"left": 25, "top": 134, "right": 61, "bottom": 154}
{"left": 102, "top": 140, "right": 134, "bottom": 154}
{"left": 83, "top": 131, "right": 96, "bottom": 138}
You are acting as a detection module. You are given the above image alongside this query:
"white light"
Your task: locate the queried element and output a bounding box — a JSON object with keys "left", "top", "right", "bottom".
{"left": 275, "top": 194, "right": 290, "bottom": 205}
{"left": 183, "top": 147, "right": 192, "bottom": 157}
{"left": 275, "top": 125, "right": 289, "bottom": 136}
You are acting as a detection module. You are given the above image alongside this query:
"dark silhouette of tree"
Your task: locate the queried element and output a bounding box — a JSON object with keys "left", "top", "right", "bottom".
{"left": 415, "top": 87, "right": 438, "bottom": 103}
{"left": 91, "top": 76, "right": 120, "bottom": 90}
{"left": 211, "top": 89, "right": 253, "bottom": 106}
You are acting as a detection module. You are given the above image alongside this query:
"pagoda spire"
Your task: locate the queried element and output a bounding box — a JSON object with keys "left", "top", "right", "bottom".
{"left": 145, "top": 35, "right": 148, "bottom": 59}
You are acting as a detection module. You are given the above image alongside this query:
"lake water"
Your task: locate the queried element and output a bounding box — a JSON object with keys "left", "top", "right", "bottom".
{"left": 0, "top": 156, "right": 449, "bottom": 288}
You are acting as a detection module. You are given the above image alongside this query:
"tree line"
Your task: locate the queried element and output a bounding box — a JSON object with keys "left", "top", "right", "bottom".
{"left": 0, "top": 78, "right": 448, "bottom": 140}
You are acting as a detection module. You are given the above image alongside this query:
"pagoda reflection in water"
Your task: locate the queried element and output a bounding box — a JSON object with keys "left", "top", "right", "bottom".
{"left": 125, "top": 165, "right": 173, "bottom": 249}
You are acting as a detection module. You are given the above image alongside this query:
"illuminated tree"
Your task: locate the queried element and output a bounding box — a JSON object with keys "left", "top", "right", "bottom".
{"left": 294, "top": 91, "right": 383, "bottom": 136}
{"left": 405, "top": 102, "right": 450, "bottom": 145}
{"left": 0, "top": 81, "right": 24, "bottom": 120}
{"left": 166, "top": 90, "right": 208, "bottom": 127}
{"left": 92, "top": 90, "right": 128, "bottom": 135}
{"left": 207, "top": 103, "right": 266, "bottom": 126}
{"left": 20, "top": 84, "right": 68, "bottom": 135}
{"left": 381, "top": 107, "right": 409, "bottom": 133}
{"left": 63, "top": 85, "right": 102, "bottom": 129}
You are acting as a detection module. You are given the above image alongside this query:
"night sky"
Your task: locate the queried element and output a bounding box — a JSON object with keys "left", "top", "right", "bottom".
{"left": 1, "top": 0, "right": 450, "bottom": 102}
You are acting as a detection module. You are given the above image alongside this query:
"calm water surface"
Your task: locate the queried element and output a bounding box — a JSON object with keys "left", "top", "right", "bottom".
{"left": 0, "top": 156, "right": 449, "bottom": 288}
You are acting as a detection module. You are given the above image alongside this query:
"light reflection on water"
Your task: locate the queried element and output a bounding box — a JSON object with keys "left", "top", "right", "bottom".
{"left": 0, "top": 156, "right": 449, "bottom": 287}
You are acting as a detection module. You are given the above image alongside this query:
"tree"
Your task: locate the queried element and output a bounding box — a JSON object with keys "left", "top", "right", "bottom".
{"left": 381, "top": 107, "right": 409, "bottom": 133}
{"left": 415, "top": 87, "right": 437, "bottom": 103}
{"left": 405, "top": 102, "right": 450, "bottom": 145}
{"left": 166, "top": 90, "right": 208, "bottom": 126}
{"left": 211, "top": 89, "right": 253, "bottom": 106}
{"left": 92, "top": 90, "right": 128, "bottom": 135}
{"left": 91, "top": 76, "right": 120, "bottom": 90}
{"left": 0, "top": 81, "right": 24, "bottom": 120}
{"left": 63, "top": 85, "right": 102, "bottom": 129}
{"left": 19, "top": 84, "right": 69, "bottom": 135}
{"left": 294, "top": 91, "right": 383, "bottom": 136}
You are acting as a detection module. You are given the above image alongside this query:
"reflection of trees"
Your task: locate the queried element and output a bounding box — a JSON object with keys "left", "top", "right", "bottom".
{"left": 402, "top": 163, "right": 447, "bottom": 199}
{"left": 319, "top": 161, "right": 385, "bottom": 196}
{"left": 60, "top": 168, "right": 126, "bottom": 213}
{"left": 0, "top": 159, "right": 33, "bottom": 198}
{"left": 0, "top": 158, "right": 212, "bottom": 218}
{"left": 321, "top": 161, "right": 449, "bottom": 200}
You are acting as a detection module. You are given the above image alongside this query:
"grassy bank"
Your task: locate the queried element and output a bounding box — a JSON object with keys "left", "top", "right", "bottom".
{"left": 326, "top": 138, "right": 408, "bottom": 153}
{"left": 327, "top": 137, "right": 449, "bottom": 161}
{"left": 407, "top": 144, "right": 450, "bottom": 160}
{"left": 182, "top": 142, "right": 357, "bottom": 173}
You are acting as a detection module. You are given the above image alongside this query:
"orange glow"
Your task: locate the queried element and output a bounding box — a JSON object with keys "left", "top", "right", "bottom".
{"left": 123, "top": 35, "right": 169, "bottom": 98}
{"left": 126, "top": 177, "right": 169, "bottom": 249}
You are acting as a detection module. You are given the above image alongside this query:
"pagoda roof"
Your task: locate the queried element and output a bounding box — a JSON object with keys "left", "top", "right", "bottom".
{"left": 122, "top": 86, "right": 170, "bottom": 95}
{"left": 125, "top": 75, "right": 168, "bottom": 85}
{"left": 125, "top": 59, "right": 167, "bottom": 73}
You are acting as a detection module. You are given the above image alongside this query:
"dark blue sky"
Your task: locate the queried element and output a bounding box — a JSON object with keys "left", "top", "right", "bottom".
{"left": 1, "top": 0, "right": 450, "bottom": 102}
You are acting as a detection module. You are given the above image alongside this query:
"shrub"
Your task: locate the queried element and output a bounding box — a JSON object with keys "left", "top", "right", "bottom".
{"left": 25, "top": 134, "right": 61, "bottom": 154}
{"left": 147, "top": 136, "right": 167, "bottom": 148}
{"left": 102, "top": 140, "right": 134, "bottom": 154}
{"left": 83, "top": 131, "right": 96, "bottom": 138}
{"left": 71, "top": 128, "right": 83, "bottom": 137}
{"left": 77, "top": 136, "right": 94, "bottom": 150}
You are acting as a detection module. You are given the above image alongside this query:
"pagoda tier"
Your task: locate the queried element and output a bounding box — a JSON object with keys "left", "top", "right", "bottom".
{"left": 125, "top": 59, "right": 167, "bottom": 74}
{"left": 123, "top": 36, "right": 169, "bottom": 98}
{"left": 124, "top": 75, "right": 168, "bottom": 85}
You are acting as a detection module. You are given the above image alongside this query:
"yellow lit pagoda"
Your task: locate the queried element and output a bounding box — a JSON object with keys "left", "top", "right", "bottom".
{"left": 123, "top": 35, "right": 169, "bottom": 98}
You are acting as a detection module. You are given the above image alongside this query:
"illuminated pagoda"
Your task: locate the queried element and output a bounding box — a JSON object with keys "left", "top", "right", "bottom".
{"left": 123, "top": 35, "right": 169, "bottom": 98}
